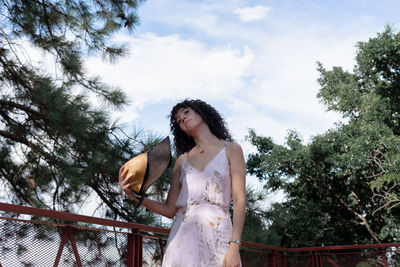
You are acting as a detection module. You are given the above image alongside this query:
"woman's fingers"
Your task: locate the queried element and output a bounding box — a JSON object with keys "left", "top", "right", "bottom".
{"left": 119, "top": 167, "right": 125, "bottom": 183}
{"left": 119, "top": 167, "right": 130, "bottom": 183}
{"left": 120, "top": 176, "right": 138, "bottom": 190}
{"left": 122, "top": 181, "right": 137, "bottom": 189}
{"left": 118, "top": 167, "right": 140, "bottom": 203}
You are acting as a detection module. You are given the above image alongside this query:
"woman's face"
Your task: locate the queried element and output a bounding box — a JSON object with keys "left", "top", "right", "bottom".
{"left": 174, "top": 107, "right": 203, "bottom": 135}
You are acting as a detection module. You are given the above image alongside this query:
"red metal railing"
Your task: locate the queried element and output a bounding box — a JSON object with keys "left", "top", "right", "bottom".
{"left": 0, "top": 202, "right": 168, "bottom": 267}
{"left": 0, "top": 202, "right": 399, "bottom": 267}
{"left": 286, "top": 243, "right": 398, "bottom": 267}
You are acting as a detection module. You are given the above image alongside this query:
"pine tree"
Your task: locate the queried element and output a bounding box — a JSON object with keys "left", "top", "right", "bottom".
{"left": 0, "top": 0, "right": 164, "bottom": 224}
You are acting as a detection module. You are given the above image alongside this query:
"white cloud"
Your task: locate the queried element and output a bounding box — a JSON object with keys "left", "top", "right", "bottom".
{"left": 85, "top": 1, "right": 384, "bottom": 146}
{"left": 233, "top": 5, "right": 271, "bottom": 22}
{"left": 86, "top": 33, "right": 254, "bottom": 124}
{"left": 86, "top": 10, "right": 368, "bottom": 146}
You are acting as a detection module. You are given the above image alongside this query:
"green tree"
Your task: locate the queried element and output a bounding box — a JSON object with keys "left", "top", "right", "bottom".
{"left": 0, "top": 0, "right": 168, "bottom": 225}
{"left": 247, "top": 26, "right": 400, "bottom": 247}
{"left": 240, "top": 187, "right": 280, "bottom": 245}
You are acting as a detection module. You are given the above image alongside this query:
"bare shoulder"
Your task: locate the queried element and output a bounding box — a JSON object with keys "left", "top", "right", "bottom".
{"left": 225, "top": 141, "right": 245, "bottom": 177}
{"left": 226, "top": 141, "right": 243, "bottom": 153}
{"left": 226, "top": 141, "right": 244, "bottom": 159}
{"left": 170, "top": 153, "right": 186, "bottom": 185}
{"left": 173, "top": 153, "right": 186, "bottom": 170}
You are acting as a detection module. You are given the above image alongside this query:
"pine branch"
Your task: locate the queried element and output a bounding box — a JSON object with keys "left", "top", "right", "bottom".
{"left": 90, "top": 184, "right": 132, "bottom": 222}
{"left": 0, "top": 99, "right": 45, "bottom": 118}
{"left": 0, "top": 167, "right": 34, "bottom": 207}
{"left": 0, "top": 129, "right": 60, "bottom": 166}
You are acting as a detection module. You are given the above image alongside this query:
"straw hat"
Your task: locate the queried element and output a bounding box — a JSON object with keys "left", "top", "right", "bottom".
{"left": 122, "top": 137, "right": 171, "bottom": 207}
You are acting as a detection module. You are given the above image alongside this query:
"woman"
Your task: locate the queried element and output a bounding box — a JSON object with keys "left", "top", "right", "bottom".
{"left": 119, "top": 99, "right": 246, "bottom": 267}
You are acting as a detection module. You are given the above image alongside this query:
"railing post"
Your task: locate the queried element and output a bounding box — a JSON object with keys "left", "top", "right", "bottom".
{"left": 53, "top": 226, "right": 82, "bottom": 267}
{"left": 308, "top": 254, "right": 313, "bottom": 267}
{"left": 281, "top": 253, "right": 287, "bottom": 267}
{"left": 137, "top": 234, "right": 143, "bottom": 267}
{"left": 240, "top": 249, "right": 246, "bottom": 267}
{"left": 67, "top": 227, "right": 83, "bottom": 267}
{"left": 127, "top": 232, "right": 135, "bottom": 267}
{"left": 267, "top": 251, "right": 277, "bottom": 267}
{"left": 127, "top": 229, "right": 143, "bottom": 267}
{"left": 313, "top": 251, "right": 320, "bottom": 267}
{"left": 158, "top": 238, "right": 165, "bottom": 258}
{"left": 54, "top": 227, "right": 69, "bottom": 267}
{"left": 312, "top": 251, "right": 316, "bottom": 267}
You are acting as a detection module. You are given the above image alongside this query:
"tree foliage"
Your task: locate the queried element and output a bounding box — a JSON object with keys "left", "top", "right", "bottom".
{"left": 247, "top": 26, "right": 400, "bottom": 247}
{"left": 0, "top": 0, "right": 170, "bottom": 225}
{"left": 239, "top": 187, "right": 281, "bottom": 245}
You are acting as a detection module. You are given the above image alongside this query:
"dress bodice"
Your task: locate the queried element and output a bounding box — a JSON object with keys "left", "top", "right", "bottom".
{"left": 175, "top": 147, "right": 232, "bottom": 212}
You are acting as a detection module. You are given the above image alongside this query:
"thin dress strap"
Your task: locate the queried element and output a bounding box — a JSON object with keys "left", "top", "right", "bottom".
{"left": 223, "top": 141, "right": 230, "bottom": 165}
{"left": 179, "top": 152, "right": 188, "bottom": 184}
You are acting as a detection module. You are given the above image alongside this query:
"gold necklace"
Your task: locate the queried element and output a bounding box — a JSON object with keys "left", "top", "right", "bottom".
{"left": 196, "top": 142, "right": 220, "bottom": 153}
{"left": 195, "top": 144, "right": 205, "bottom": 153}
{"left": 199, "top": 146, "right": 205, "bottom": 153}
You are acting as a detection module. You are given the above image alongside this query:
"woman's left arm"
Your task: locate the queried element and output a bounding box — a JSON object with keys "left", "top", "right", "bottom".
{"left": 223, "top": 142, "right": 246, "bottom": 267}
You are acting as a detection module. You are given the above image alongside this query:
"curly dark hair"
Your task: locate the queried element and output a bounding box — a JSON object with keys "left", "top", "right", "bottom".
{"left": 169, "top": 99, "right": 232, "bottom": 156}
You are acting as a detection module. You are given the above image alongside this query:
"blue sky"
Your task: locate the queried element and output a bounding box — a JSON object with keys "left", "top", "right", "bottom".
{"left": 85, "top": 0, "right": 400, "bottom": 190}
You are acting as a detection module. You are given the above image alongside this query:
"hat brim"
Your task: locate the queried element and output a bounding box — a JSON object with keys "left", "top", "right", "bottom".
{"left": 122, "top": 137, "right": 171, "bottom": 207}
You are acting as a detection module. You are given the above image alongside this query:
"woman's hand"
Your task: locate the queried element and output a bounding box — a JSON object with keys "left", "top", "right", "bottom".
{"left": 118, "top": 166, "right": 139, "bottom": 202}
{"left": 222, "top": 243, "right": 241, "bottom": 267}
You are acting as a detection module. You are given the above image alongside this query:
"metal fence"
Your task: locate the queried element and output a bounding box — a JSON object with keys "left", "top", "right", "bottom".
{"left": 286, "top": 244, "right": 400, "bottom": 267}
{"left": 0, "top": 202, "right": 399, "bottom": 267}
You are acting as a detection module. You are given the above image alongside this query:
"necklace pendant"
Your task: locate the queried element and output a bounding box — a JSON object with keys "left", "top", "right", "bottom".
{"left": 199, "top": 148, "right": 205, "bottom": 153}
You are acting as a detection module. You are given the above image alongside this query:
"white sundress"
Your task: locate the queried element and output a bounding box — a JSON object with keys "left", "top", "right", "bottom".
{"left": 162, "top": 145, "right": 240, "bottom": 267}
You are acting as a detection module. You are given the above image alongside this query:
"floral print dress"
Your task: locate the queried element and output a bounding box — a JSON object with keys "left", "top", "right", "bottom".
{"left": 162, "top": 145, "right": 240, "bottom": 267}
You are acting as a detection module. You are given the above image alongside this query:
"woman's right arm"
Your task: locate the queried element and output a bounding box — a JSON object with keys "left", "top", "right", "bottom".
{"left": 119, "top": 154, "right": 184, "bottom": 219}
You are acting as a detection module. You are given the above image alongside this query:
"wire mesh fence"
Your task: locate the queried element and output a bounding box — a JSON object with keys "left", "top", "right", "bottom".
{"left": 240, "top": 243, "right": 287, "bottom": 267}
{"left": 0, "top": 202, "right": 399, "bottom": 267}
{"left": 0, "top": 218, "right": 167, "bottom": 267}
{"left": 287, "top": 247, "right": 400, "bottom": 267}
{"left": 142, "top": 237, "right": 166, "bottom": 267}
{"left": 0, "top": 217, "right": 283, "bottom": 267}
